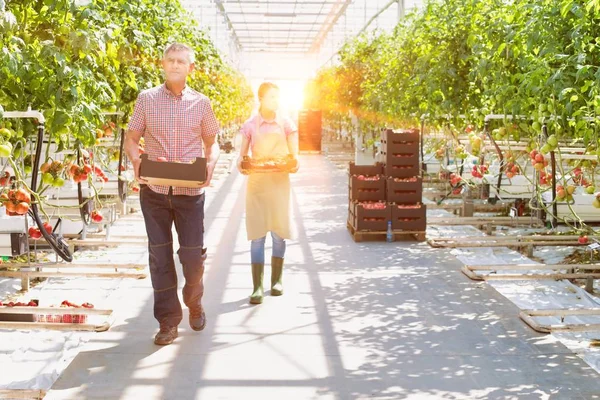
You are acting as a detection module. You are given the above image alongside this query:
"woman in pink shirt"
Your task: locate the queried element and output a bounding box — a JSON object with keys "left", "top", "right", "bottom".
{"left": 237, "top": 82, "right": 298, "bottom": 304}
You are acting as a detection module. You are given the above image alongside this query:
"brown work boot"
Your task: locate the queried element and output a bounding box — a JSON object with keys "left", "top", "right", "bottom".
{"left": 189, "top": 306, "right": 206, "bottom": 331}
{"left": 154, "top": 325, "right": 178, "bottom": 346}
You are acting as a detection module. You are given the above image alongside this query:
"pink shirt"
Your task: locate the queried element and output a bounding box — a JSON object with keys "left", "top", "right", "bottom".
{"left": 240, "top": 113, "right": 297, "bottom": 157}
{"left": 128, "top": 84, "right": 220, "bottom": 196}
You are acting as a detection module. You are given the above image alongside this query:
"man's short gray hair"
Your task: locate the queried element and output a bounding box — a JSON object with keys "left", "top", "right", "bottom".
{"left": 163, "top": 43, "right": 196, "bottom": 64}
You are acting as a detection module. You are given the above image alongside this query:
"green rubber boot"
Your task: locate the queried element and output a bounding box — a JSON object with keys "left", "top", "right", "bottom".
{"left": 271, "top": 257, "right": 284, "bottom": 296}
{"left": 250, "top": 263, "right": 264, "bottom": 304}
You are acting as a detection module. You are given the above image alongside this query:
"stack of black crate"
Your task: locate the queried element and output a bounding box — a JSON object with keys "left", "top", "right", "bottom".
{"left": 381, "top": 128, "right": 426, "bottom": 234}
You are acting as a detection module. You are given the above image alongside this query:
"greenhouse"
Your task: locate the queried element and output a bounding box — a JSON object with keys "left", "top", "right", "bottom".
{"left": 1, "top": 0, "right": 600, "bottom": 399}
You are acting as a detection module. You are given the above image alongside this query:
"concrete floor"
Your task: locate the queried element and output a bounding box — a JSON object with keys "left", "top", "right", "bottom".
{"left": 45, "top": 155, "right": 600, "bottom": 400}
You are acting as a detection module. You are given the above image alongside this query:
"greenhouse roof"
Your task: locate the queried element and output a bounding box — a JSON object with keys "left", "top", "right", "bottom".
{"left": 213, "top": 0, "right": 353, "bottom": 54}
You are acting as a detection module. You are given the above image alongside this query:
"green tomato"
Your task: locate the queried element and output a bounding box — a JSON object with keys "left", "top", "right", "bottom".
{"left": 547, "top": 135, "right": 558, "bottom": 147}
{"left": 540, "top": 144, "right": 551, "bottom": 154}
{"left": 0, "top": 143, "right": 12, "bottom": 157}
{"left": 532, "top": 121, "right": 541, "bottom": 132}
{"left": 585, "top": 186, "right": 595, "bottom": 194}
{"left": 52, "top": 177, "right": 65, "bottom": 187}
{"left": 23, "top": 166, "right": 32, "bottom": 175}
{"left": 42, "top": 172, "right": 55, "bottom": 185}
{"left": 0, "top": 128, "right": 12, "bottom": 140}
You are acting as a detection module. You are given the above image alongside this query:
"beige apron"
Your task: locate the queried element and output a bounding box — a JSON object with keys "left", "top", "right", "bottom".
{"left": 246, "top": 117, "right": 292, "bottom": 241}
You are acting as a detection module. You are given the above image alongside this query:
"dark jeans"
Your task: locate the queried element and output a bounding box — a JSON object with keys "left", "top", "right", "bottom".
{"left": 140, "top": 185, "right": 206, "bottom": 327}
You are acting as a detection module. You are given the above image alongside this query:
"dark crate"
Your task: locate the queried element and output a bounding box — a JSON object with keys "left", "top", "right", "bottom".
{"left": 381, "top": 128, "right": 420, "bottom": 154}
{"left": 380, "top": 150, "right": 419, "bottom": 167}
{"left": 349, "top": 162, "right": 384, "bottom": 176}
{"left": 349, "top": 175, "right": 386, "bottom": 202}
{"left": 349, "top": 201, "right": 391, "bottom": 231}
{"left": 381, "top": 128, "right": 420, "bottom": 142}
{"left": 298, "top": 109, "right": 322, "bottom": 152}
{"left": 0, "top": 311, "right": 36, "bottom": 322}
{"left": 391, "top": 204, "right": 427, "bottom": 231}
{"left": 140, "top": 154, "right": 207, "bottom": 188}
{"left": 384, "top": 163, "right": 421, "bottom": 179}
{"left": 387, "top": 177, "right": 423, "bottom": 203}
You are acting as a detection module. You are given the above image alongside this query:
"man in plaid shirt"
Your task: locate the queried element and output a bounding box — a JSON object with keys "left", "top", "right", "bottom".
{"left": 125, "top": 43, "right": 221, "bottom": 345}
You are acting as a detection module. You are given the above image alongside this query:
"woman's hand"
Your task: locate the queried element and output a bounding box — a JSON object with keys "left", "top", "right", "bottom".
{"left": 237, "top": 157, "right": 249, "bottom": 175}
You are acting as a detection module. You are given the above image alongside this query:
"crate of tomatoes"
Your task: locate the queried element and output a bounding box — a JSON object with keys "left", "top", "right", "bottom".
{"left": 240, "top": 155, "right": 298, "bottom": 173}
{"left": 35, "top": 300, "right": 94, "bottom": 324}
{"left": 348, "top": 162, "right": 384, "bottom": 176}
{"left": 391, "top": 203, "right": 426, "bottom": 231}
{"left": 348, "top": 201, "right": 391, "bottom": 231}
{"left": 349, "top": 174, "right": 386, "bottom": 202}
{"left": 387, "top": 176, "right": 422, "bottom": 204}
{"left": 381, "top": 128, "right": 420, "bottom": 154}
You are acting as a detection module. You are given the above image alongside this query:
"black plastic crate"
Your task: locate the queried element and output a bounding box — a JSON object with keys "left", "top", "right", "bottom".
{"left": 348, "top": 201, "right": 391, "bottom": 231}
{"left": 384, "top": 163, "right": 420, "bottom": 179}
{"left": 349, "top": 175, "right": 386, "bottom": 201}
{"left": 349, "top": 162, "right": 384, "bottom": 176}
{"left": 387, "top": 177, "right": 422, "bottom": 203}
{"left": 391, "top": 203, "right": 426, "bottom": 231}
{"left": 381, "top": 128, "right": 420, "bottom": 154}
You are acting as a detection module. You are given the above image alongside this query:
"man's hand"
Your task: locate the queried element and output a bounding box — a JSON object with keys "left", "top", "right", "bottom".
{"left": 198, "top": 170, "right": 213, "bottom": 189}
{"left": 124, "top": 130, "right": 147, "bottom": 184}
{"left": 132, "top": 158, "right": 148, "bottom": 184}
{"left": 201, "top": 134, "right": 220, "bottom": 188}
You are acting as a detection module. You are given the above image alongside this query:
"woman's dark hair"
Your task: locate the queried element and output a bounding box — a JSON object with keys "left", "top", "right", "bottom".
{"left": 258, "top": 82, "right": 279, "bottom": 100}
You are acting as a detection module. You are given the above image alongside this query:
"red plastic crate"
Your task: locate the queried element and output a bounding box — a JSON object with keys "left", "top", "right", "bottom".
{"left": 387, "top": 177, "right": 423, "bottom": 203}
{"left": 349, "top": 175, "right": 386, "bottom": 201}
{"left": 391, "top": 203, "right": 427, "bottom": 231}
{"left": 35, "top": 313, "right": 88, "bottom": 324}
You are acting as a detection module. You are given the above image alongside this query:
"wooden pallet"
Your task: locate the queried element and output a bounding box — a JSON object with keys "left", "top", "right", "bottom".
{"left": 520, "top": 308, "right": 600, "bottom": 333}
{"left": 462, "top": 263, "right": 600, "bottom": 281}
{"left": 0, "top": 306, "right": 114, "bottom": 332}
{"left": 0, "top": 389, "right": 46, "bottom": 399}
{"left": 428, "top": 234, "right": 594, "bottom": 248}
{"left": 0, "top": 270, "right": 146, "bottom": 280}
{"left": 347, "top": 222, "right": 425, "bottom": 242}
{"left": 67, "top": 238, "right": 147, "bottom": 247}
{"left": 1, "top": 262, "right": 147, "bottom": 291}
{"left": 0, "top": 262, "right": 145, "bottom": 270}
{"left": 428, "top": 216, "right": 543, "bottom": 227}
{"left": 425, "top": 202, "right": 511, "bottom": 212}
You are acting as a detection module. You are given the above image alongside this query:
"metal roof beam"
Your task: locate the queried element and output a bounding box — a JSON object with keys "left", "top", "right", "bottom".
{"left": 213, "top": 0, "right": 242, "bottom": 51}
{"left": 224, "top": 0, "right": 338, "bottom": 4}
{"left": 309, "top": 0, "right": 353, "bottom": 53}
{"left": 235, "top": 28, "right": 317, "bottom": 33}
{"left": 224, "top": 12, "right": 324, "bottom": 16}
{"left": 227, "top": 21, "right": 321, "bottom": 25}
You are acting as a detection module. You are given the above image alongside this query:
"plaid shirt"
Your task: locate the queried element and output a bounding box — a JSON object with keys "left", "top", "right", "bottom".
{"left": 128, "top": 84, "right": 220, "bottom": 196}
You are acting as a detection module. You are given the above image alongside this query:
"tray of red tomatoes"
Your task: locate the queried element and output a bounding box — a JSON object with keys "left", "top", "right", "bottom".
{"left": 241, "top": 155, "right": 298, "bottom": 174}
